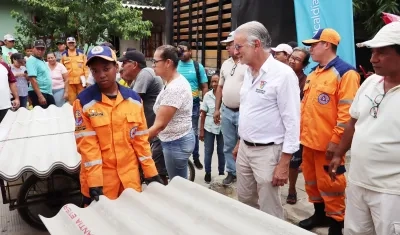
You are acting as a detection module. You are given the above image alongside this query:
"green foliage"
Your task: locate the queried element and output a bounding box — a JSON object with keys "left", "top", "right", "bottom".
{"left": 11, "top": 0, "right": 153, "bottom": 49}
{"left": 353, "top": 0, "right": 400, "bottom": 36}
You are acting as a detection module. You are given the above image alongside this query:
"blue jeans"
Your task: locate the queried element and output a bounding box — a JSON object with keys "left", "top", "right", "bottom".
{"left": 53, "top": 88, "right": 66, "bottom": 107}
{"left": 161, "top": 131, "right": 195, "bottom": 179}
{"left": 19, "top": 96, "right": 28, "bottom": 109}
{"left": 221, "top": 104, "right": 239, "bottom": 175}
{"left": 191, "top": 102, "right": 200, "bottom": 161}
{"left": 204, "top": 130, "right": 225, "bottom": 174}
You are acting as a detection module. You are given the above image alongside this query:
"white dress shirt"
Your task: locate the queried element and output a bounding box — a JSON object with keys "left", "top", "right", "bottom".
{"left": 238, "top": 55, "right": 300, "bottom": 154}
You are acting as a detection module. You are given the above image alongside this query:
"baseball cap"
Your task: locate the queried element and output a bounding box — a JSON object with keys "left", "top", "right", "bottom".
{"left": 221, "top": 31, "right": 235, "bottom": 43}
{"left": 100, "top": 42, "right": 115, "bottom": 51}
{"left": 33, "top": 39, "right": 46, "bottom": 48}
{"left": 67, "top": 37, "right": 76, "bottom": 43}
{"left": 86, "top": 46, "right": 117, "bottom": 66}
{"left": 4, "top": 34, "right": 15, "bottom": 41}
{"left": 56, "top": 41, "right": 65, "bottom": 45}
{"left": 271, "top": 44, "right": 293, "bottom": 54}
{"left": 118, "top": 51, "right": 146, "bottom": 67}
{"left": 356, "top": 22, "right": 400, "bottom": 48}
{"left": 302, "top": 28, "right": 341, "bottom": 46}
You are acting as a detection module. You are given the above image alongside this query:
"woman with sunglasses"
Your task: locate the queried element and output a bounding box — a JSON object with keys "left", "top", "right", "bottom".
{"left": 148, "top": 45, "right": 195, "bottom": 180}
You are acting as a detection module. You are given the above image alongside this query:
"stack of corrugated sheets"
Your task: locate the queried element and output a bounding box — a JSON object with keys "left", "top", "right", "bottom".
{"left": 0, "top": 104, "right": 80, "bottom": 181}
{"left": 40, "top": 177, "right": 316, "bottom": 235}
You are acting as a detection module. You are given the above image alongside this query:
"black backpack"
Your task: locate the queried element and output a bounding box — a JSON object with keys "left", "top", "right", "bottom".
{"left": 193, "top": 60, "right": 201, "bottom": 89}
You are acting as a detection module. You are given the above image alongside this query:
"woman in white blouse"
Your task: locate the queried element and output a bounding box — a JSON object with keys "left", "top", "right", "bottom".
{"left": 47, "top": 53, "right": 69, "bottom": 107}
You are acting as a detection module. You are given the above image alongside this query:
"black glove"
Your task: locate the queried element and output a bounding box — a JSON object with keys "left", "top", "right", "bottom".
{"left": 89, "top": 187, "right": 103, "bottom": 201}
{"left": 144, "top": 175, "right": 164, "bottom": 185}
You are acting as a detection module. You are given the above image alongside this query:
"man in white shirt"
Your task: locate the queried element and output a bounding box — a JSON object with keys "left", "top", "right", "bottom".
{"left": 214, "top": 31, "right": 248, "bottom": 185}
{"left": 233, "top": 21, "right": 300, "bottom": 219}
{"left": 330, "top": 22, "right": 400, "bottom": 235}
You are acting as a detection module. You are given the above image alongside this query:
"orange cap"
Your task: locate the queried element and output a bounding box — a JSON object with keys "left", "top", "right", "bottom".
{"left": 302, "top": 28, "right": 341, "bottom": 46}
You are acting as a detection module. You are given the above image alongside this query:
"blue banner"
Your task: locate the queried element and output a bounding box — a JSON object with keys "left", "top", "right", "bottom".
{"left": 294, "top": 0, "right": 356, "bottom": 74}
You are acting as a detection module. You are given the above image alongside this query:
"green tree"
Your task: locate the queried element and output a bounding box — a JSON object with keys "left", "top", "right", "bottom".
{"left": 11, "top": 0, "right": 153, "bottom": 50}
{"left": 353, "top": 0, "right": 400, "bottom": 36}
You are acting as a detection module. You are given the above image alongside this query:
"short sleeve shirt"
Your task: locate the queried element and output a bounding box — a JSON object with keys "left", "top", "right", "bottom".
{"left": 348, "top": 74, "right": 400, "bottom": 195}
{"left": 10, "top": 65, "right": 28, "bottom": 97}
{"left": 131, "top": 68, "right": 164, "bottom": 127}
{"left": 200, "top": 90, "right": 221, "bottom": 134}
{"left": 48, "top": 62, "right": 68, "bottom": 90}
{"left": 26, "top": 56, "right": 52, "bottom": 95}
{"left": 177, "top": 60, "right": 208, "bottom": 99}
{"left": 1, "top": 46, "right": 18, "bottom": 65}
{"left": 153, "top": 75, "right": 193, "bottom": 142}
{"left": 219, "top": 57, "right": 247, "bottom": 108}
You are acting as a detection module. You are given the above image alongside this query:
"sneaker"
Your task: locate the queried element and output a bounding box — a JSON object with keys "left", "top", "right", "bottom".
{"left": 193, "top": 159, "right": 203, "bottom": 170}
{"left": 204, "top": 173, "right": 211, "bottom": 183}
{"left": 223, "top": 173, "right": 236, "bottom": 185}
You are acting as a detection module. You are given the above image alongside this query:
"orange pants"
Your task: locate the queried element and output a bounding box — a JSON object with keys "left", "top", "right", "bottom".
{"left": 68, "top": 83, "right": 85, "bottom": 104}
{"left": 302, "top": 146, "right": 346, "bottom": 221}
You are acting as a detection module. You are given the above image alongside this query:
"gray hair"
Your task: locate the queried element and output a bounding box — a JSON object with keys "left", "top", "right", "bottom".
{"left": 235, "top": 21, "right": 272, "bottom": 49}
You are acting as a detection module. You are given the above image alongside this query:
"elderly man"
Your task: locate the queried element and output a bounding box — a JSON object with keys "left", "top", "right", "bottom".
{"left": 299, "top": 28, "right": 360, "bottom": 235}
{"left": 329, "top": 22, "right": 400, "bottom": 235}
{"left": 233, "top": 21, "right": 300, "bottom": 219}
{"left": 214, "top": 31, "right": 248, "bottom": 185}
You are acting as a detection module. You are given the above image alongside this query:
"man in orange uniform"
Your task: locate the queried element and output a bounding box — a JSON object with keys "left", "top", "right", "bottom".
{"left": 299, "top": 29, "right": 360, "bottom": 235}
{"left": 61, "top": 37, "right": 89, "bottom": 104}
{"left": 73, "top": 45, "right": 162, "bottom": 205}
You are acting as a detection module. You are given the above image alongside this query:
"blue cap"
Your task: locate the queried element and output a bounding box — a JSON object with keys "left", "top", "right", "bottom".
{"left": 86, "top": 46, "right": 117, "bottom": 66}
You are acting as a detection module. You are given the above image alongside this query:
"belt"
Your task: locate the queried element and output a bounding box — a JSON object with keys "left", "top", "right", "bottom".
{"left": 224, "top": 105, "right": 239, "bottom": 112}
{"left": 243, "top": 140, "right": 274, "bottom": 147}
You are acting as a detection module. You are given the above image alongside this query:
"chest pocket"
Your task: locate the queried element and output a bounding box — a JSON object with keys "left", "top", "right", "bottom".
{"left": 125, "top": 113, "right": 144, "bottom": 142}
{"left": 76, "top": 57, "right": 84, "bottom": 69}
{"left": 91, "top": 117, "right": 111, "bottom": 150}
{"left": 63, "top": 59, "right": 72, "bottom": 71}
{"left": 314, "top": 85, "right": 336, "bottom": 109}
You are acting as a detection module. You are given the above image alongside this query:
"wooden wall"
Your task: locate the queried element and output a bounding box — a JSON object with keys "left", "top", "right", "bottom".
{"left": 173, "top": 0, "right": 232, "bottom": 69}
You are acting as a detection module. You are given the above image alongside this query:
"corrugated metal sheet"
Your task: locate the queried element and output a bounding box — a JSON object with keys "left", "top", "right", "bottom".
{"left": 0, "top": 104, "right": 80, "bottom": 181}
{"left": 122, "top": 3, "right": 165, "bottom": 11}
{"left": 40, "top": 177, "right": 316, "bottom": 235}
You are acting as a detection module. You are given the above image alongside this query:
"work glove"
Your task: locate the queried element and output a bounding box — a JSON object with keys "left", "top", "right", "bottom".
{"left": 144, "top": 175, "right": 164, "bottom": 185}
{"left": 89, "top": 187, "right": 103, "bottom": 201}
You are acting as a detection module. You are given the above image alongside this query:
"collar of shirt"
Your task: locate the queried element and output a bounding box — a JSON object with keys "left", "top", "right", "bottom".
{"left": 245, "top": 54, "right": 274, "bottom": 85}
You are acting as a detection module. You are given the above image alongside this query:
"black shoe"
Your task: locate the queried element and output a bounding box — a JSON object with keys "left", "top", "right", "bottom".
{"left": 219, "top": 172, "right": 224, "bottom": 176}
{"left": 328, "top": 218, "right": 344, "bottom": 235}
{"left": 193, "top": 159, "right": 203, "bottom": 170}
{"left": 223, "top": 173, "right": 236, "bottom": 185}
{"left": 299, "top": 203, "right": 329, "bottom": 230}
{"left": 204, "top": 173, "right": 211, "bottom": 183}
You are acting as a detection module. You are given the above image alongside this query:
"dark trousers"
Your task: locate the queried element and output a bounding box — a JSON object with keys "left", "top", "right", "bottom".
{"left": 28, "top": 91, "right": 55, "bottom": 109}
{"left": 204, "top": 130, "right": 225, "bottom": 174}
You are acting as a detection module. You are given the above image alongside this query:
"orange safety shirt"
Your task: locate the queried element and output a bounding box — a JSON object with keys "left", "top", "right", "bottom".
{"left": 73, "top": 84, "right": 158, "bottom": 199}
{"left": 61, "top": 49, "right": 89, "bottom": 84}
{"left": 301, "top": 57, "right": 360, "bottom": 151}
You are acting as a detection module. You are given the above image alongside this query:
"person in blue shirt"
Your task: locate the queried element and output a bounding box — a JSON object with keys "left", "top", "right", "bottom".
{"left": 177, "top": 41, "right": 208, "bottom": 170}
{"left": 26, "top": 40, "right": 55, "bottom": 108}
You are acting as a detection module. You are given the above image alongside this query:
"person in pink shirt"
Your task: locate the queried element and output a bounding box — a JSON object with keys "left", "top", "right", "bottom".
{"left": 47, "top": 52, "right": 69, "bottom": 107}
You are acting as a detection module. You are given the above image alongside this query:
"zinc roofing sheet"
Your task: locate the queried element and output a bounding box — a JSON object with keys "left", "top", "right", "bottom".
{"left": 0, "top": 104, "right": 80, "bottom": 181}
{"left": 122, "top": 3, "right": 165, "bottom": 11}
{"left": 40, "top": 177, "right": 316, "bottom": 235}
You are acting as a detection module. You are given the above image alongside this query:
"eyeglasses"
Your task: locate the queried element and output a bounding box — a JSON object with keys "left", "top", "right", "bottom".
{"left": 365, "top": 93, "right": 385, "bottom": 118}
{"left": 231, "top": 63, "right": 237, "bottom": 76}
{"left": 151, "top": 59, "right": 164, "bottom": 66}
{"left": 289, "top": 55, "right": 303, "bottom": 64}
{"left": 234, "top": 44, "right": 244, "bottom": 51}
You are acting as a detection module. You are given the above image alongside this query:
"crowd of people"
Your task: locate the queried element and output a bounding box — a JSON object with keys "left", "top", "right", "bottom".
{"left": 1, "top": 19, "right": 400, "bottom": 235}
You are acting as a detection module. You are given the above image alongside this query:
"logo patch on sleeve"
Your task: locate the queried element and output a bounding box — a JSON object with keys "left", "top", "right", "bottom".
{"left": 130, "top": 127, "right": 138, "bottom": 139}
{"left": 75, "top": 110, "right": 83, "bottom": 126}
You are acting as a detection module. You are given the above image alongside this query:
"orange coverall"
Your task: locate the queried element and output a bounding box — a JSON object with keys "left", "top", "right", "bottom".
{"left": 300, "top": 57, "right": 360, "bottom": 222}
{"left": 73, "top": 84, "right": 158, "bottom": 200}
{"left": 61, "top": 49, "right": 89, "bottom": 104}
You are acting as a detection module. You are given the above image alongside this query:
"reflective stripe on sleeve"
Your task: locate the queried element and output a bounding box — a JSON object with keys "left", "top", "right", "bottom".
{"left": 321, "top": 191, "right": 345, "bottom": 197}
{"left": 339, "top": 99, "right": 353, "bottom": 104}
{"left": 84, "top": 159, "right": 102, "bottom": 168}
{"left": 138, "top": 156, "right": 152, "bottom": 162}
{"left": 75, "top": 131, "right": 96, "bottom": 139}
{"left": 135, "top": 130, "right": 149, "bottom": 136}
{"left": 336, "top": 122, "right": 347, "bottom": 128}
